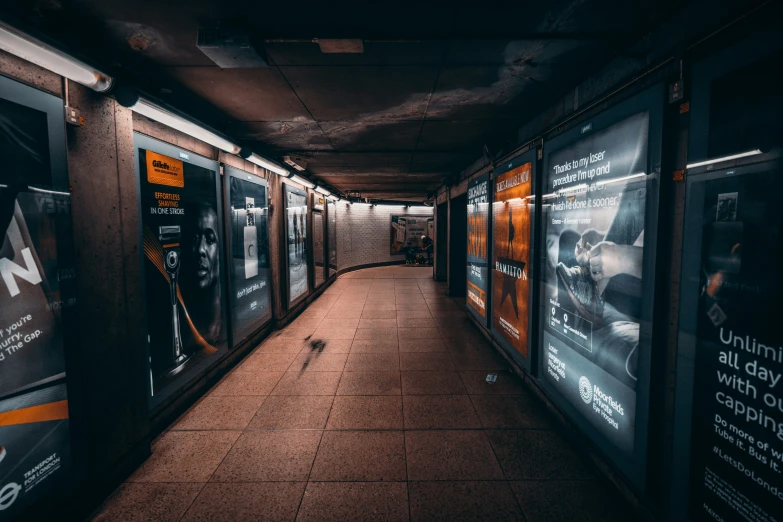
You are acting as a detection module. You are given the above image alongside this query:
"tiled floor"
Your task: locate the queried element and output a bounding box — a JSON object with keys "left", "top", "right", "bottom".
{"left": 91, "top": 266, "right": 631, "bottom": 521}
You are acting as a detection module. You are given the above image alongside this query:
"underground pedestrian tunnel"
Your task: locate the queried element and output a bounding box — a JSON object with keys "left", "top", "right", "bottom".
{"left": 0, "top": 1, "right": 781, "bottom": 520}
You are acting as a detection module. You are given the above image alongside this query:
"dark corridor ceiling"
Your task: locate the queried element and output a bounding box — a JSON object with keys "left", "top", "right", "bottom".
{"left": 4, "top": 0, "right": 688, "bottom": 201}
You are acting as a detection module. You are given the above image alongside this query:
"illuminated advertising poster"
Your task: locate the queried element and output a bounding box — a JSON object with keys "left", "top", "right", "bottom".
{"left": 682, "top": 165, "right": 782, "bottom": 522}
{"left": 286, "top": 185, "right": 308, "bottom": 306}
{"left": 539, "top": 106, "right": 656, "bottom": 476}
{"left": 227, "top": 167, "right": 271, "bottom": 346}
{"left": 0, "top": 78, "right": 74, "bottom": 517}
{"left": 466, "top": 174, "right": 490, "bottom": 324}
{"left": 136, "top": 135, "right": 227, "bottom": 408}
{"left": 390, "top": 215, "right": 434, "bottom": 255}
{"left": 491, "top": 161, "right": 533, "bottom": 361}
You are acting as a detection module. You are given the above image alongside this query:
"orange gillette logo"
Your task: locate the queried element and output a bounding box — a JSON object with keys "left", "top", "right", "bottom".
{"left": 147, "top": 151, "right": 184, "bottom": 188}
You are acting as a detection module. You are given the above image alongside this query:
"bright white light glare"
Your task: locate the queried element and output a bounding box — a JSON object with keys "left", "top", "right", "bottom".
{"left": 0, "top": 184, "right": 7, "bottom": 189}
{"left": 353, "top": 202, "right": 372, "bottom": 207}
{"left": 315, "top": 186, "right": 331, "bottom": 196}
{"left": 0, "top": 21, "right": 113, "bottom": 92}
{"left": 595, "top": 172, "right": 647, "bottom": 187}
{"left": 28, "top": 186, "right": 70, "bottom": 197}
{"left": 327, "top": 195, "right": 339, "bottom": 201}
{"left": 290, "top": 174, "right": 315, "bottom": 189}
{"left": 246, "top": 153, "right": 289, "bottom": 176}
{"left": 129, "top": 97, "right": 241, "bottom": 155}
{"left": 557, "top": 183, "right": 589, "bottom": 196}
{"left": 686, "top": 150, "right": 762, "bottom": 169}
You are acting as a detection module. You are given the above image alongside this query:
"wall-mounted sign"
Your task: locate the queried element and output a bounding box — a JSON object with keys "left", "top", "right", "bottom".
{"left": 0, "top": 76, "right": 75, "bottom": 518}
{"left": 285, "top": 184, "right": 309, "bottom": 307}
{"left": 538, "top": 84, "right": 663, "bottom": 487}
{"left": 467, "top": 173, "right": 490, "bottom": 324}
{"left": 491, "top": 157, "right": 533, "bottom": 363}
{"left": 226, "top": 167, "right": 271, "bottom": 346}
{"left": 135, "top": 134, "right": 227, "bottom": 409}
{"left": 390, "top": 215, "right": 433, "bottom": 255}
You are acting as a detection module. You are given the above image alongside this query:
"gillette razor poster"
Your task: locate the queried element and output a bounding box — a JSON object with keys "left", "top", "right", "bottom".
{"left": 227, "top": 167, "right": 271, "bottom": 346}
{"left": 0, "top": 79, "right": 75, "bottom": 518}
{"left": 539, "top": 95, "right": 661, "bottom": 486}
{"left": 491, "top": 159, "right": 533, "bottom": 362}
{"left": 467, "top": 173, "right": 490, "bottom": 324}
{"left": 136, "top": 134, "right": 227, "bottom": 408}
{"left": 285, "top": 184, "right": 309, "bottom": 307}
{"left": 676, "top": 165, "right": 783, "bottom": 522}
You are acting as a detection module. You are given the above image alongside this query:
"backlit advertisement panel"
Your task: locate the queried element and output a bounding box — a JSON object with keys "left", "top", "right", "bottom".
{"left": 136, "top": 134, "right": 227, "bottom": 409}
{"left": 491, "top": 159, "right": 533, "bottom": 362}
{"left": 226, "top": 167, "right": 271, "bottom": 346}
{"left": 286, "top": 184, "right": 309, "bottom": 307}
{"left": 538, "top": 85, "right": 662, "bottom": 486}
{"left": 0, "top": 77, "right": 75, "bottom": 518}
{"left": 467, "top": 173, "right": 490, "bottom": 324}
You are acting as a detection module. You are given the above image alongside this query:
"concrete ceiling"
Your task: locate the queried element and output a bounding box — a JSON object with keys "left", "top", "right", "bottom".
{"left": 2, "top": 0, "right": 686, "bottom": 201}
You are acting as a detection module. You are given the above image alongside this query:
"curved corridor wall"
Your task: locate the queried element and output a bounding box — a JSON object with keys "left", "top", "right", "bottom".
{"left": 334, "top": 203, "right": 433, "bottom": 272}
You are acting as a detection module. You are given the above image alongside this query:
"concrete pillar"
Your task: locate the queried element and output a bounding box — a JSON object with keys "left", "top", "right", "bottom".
{"left": 65, "top": 83, "right": 150, "bottom": 487}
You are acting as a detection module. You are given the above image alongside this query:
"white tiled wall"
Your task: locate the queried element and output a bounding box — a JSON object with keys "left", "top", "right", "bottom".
{"left": 334, "top": 203, "right": 434, "bottom": 271}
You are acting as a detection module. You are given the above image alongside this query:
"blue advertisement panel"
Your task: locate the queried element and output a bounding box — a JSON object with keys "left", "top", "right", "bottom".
{"left": 538, "top": 84, "right": 663, "bottom": 487}
{"left": 467, "top": 173, "right": 490, "bottom": 325}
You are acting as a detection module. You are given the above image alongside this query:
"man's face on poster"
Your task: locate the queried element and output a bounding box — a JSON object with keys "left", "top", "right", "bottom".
{"left": 192, "top": 206, "right": 219, "bottom": 289}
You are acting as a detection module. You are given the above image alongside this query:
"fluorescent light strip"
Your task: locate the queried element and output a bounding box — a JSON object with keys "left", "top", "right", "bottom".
{"left": 686, "top": 150, "right": 762, "bottom": 169}
{"left": 315, "top": 186, "right": 331, "bottom": 196}
{"left": 28, "top": 186, "right": 70, "bottom": 197}
{"left": 127, "top": 97, "right": 241, "bottom": 155}
{"left": 595, "top": 172, "right": 646, "bottom": 187}
{"left": 244, "top": 152, "right": 289, "bottom": 177}
{"left": 0, "top": 21, "right": 113, "bottom": 92}
{"left": 557, "top": 183, "right": 589, "bottom": 196}
{"left": 290, "top": 174, "right": 315, "bottom": 189}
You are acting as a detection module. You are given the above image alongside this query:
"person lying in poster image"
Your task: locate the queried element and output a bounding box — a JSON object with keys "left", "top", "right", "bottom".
{"left": 556, "top": 190, "right": 645, "bottom": 388}
{"left": 574, "top": 230, "right": 643, "bottom": 296}
{"left": 183, "top": 203, "right": 222, "bottom": 345}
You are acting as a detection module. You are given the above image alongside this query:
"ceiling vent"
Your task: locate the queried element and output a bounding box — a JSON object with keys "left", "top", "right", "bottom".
{"left": 197, "top": 29, "right": 268, "bottom": 68}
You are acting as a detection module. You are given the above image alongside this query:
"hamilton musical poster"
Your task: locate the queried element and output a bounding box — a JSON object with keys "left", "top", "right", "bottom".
{"left": 467, "top": 174, "right": 490, "bottom": 323}
{"left": 138, "top": 146, "right": 227, "bottom": 407}
{"left": 0, "top": 92, "right": 74, "bottom": 518}
{"left": 491, "top": 161, "right": 532, "bottom": 359}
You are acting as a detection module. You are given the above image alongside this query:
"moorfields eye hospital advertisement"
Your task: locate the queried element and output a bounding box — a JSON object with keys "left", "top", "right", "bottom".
{"left": 540, "top": 111, "right": 651, "bottom": 458}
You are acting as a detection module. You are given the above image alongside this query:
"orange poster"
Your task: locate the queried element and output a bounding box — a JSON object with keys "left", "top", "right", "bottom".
{"left": 146, "top": 150, "right": 184, "bottom": 188}
{"left": 491, "top": 161, "right": 532, "bottom": 357}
